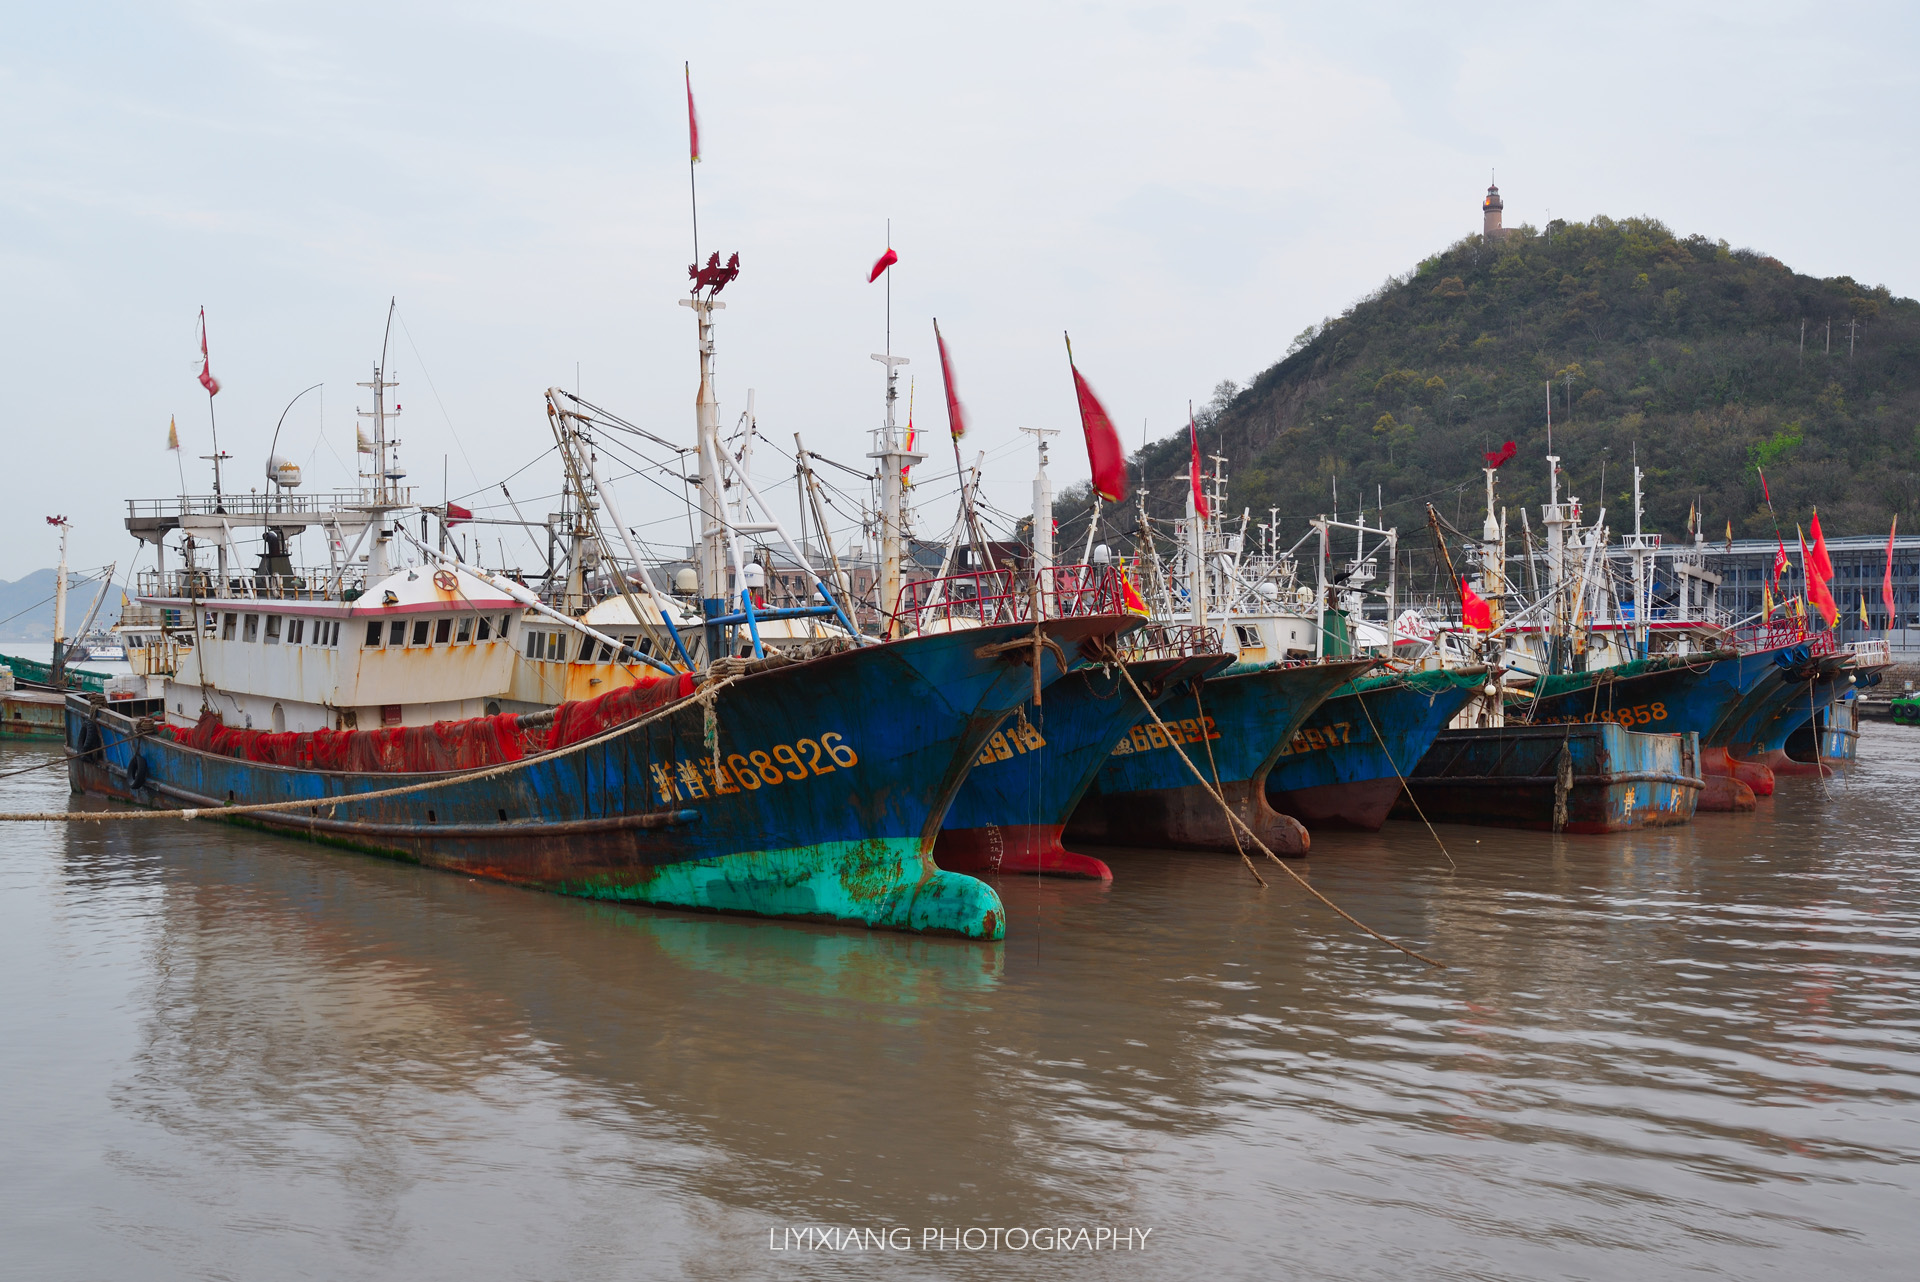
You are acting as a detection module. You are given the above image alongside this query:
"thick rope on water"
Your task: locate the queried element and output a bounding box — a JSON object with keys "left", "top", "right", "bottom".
{"left": 0, "top": 674, "right": 747, "bottom": 824}
{"left": 1112, "top": 661, "right": 1447, "bottom": 971}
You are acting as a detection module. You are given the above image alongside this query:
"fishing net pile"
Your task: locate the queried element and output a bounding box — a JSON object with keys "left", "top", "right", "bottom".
{"left": 167, "top": 671, "right": 697, "bottom": 772}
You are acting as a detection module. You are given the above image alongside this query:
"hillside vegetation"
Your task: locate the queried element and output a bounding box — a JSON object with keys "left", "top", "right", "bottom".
{"left": 1093, "top": 216, "right": 1920, "bottom": 548}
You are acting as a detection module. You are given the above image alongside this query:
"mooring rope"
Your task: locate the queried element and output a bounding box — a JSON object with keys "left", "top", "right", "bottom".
{"left": 1349, "top": 682, "right": 1456, "bottom": 871}
{"left": 1111, "top": 661, "right": 1447, "bottom": 970}
{"left": 0, "top": 674, "right": 747, "bottom": 824}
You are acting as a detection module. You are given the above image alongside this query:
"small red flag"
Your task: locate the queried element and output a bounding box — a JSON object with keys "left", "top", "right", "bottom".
{"left": 867, "top": 247, "right": 897, "bottom": 283}
{"left": 1120, "top": 567, "right": 1150, "bottom": 616}
{"left": 684, "top": 64, "right": 700, "bottom": 163}
{"left": 933, "top": 319, "right": 966, "bottom": 441}
{"left": 1884, "top": 516, "right": 1899, "bottom": 624}
{"left": 1809, "top": 509, "right": 1835, "bottom": 583}
{"left": 1460, "top": 577, "right": 1494, "bottom": 630}
{"left": 197, "top": 306, "right": 220, "bottom": 396}
{"left": 445, "top": 503, "right": 473, "bottom": 527}
{"left": 1188, "top": 408, "right": 1209, "bottom": 519}
{"left": 1771, "top": 538, "right": 1791, "bottom": 590}
{"left": 1063, "top": 335, "right": 1127, "bottom": 504}
{"left": 1484, "top": 440, "right": 1517, "bottom": 469}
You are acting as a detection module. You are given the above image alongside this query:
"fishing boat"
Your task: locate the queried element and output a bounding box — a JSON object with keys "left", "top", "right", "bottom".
{"left": 1065, "top": 457, "right": 1374, "bottom": 855}
{"left": 70, "top": 278, "right": 1134, "bottom": 940}
{"left": 935, "top": 625, "right": 1230, "bottom": 880}
{"left": 1403, "top": 447, "right": 1708, "bottom": 828}
{"left": 1266, "top": 666, "right": 1488, "bottom": 831}
{"left": 1399, "top": 722, "right": 1702, "bottom": 833}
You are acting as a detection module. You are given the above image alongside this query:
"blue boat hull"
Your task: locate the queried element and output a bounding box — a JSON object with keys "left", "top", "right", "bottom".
{"left": 1518, "top": 647, "right": 1783, "bottom": 744}
{"left": 1266, "top": 668, "right": 1485, "bottom": 831}
{"left": 935, "top": 653, "right": 1232, "bottom": 879}
{"left": 1399, "top": 723, "right": 1703, "bottom": 832}
{"left": 1066, "top": 658, "right": 1373, "bottom": 854}
{"left": 66, "top": 618, "right": 1130, "bottom": 939}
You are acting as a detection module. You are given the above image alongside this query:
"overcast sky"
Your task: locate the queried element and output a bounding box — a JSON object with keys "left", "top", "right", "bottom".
{"left": 3, "top": 1, "right": 1916, "bottom": 581}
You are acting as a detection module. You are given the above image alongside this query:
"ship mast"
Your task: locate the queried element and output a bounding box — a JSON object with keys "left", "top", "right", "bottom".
{"left": 1021, "top": 426, "right": 1059, "bottom": 615}
{"left": 683, "top": 292, "right": 728, "bottom": 660}
{"left": 355, "top": 300, "right": 405, "bottom": 580}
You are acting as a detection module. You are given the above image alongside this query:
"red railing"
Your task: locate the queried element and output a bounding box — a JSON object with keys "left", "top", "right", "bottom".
{"left": 888, "top": 565, "right": 1125, "bottom": 634}
{"left": 1734, "top": 618, "right": 1837, "bottom": 656}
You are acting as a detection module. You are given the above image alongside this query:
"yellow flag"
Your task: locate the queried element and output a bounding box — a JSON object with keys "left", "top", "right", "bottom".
{"left": 1861, "top": 594, "right": 1870, "bottom": 625}
{"left": 167, "top": 415, "right": 179, "bottom": 451}
{"left": 1762, "top": 584, "right": 1773, "bottom": 616}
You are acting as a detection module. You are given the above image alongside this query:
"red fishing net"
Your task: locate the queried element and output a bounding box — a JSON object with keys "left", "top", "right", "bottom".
{"left": 178, "top": 671, "right": 696, "bottom": 773}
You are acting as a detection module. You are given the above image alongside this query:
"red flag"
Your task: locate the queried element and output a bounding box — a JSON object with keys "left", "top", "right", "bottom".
{"left": 1484, "top": 440, "right": 1517, "bottom": 469}
{"left": 1758, "top": 466, "right": 1774, "bottom": 507}
{"left": 197, "top": 306, "right": 220, "bottom": 396}
{"left": 867, "top": 248, "right": 897, "bottom": 283}
{"left": 1188, "top": 408, "right": 1209, "bottom": 519}
{"left": 1884, "top": 516, "right": 1899, "bottom": 624}
{"left": 1064, "top": 336, "right": 1128, "bottom": 504}
{"left": 1120, "top": 567, "right": 1149, "bottom": 616}
{"left": 684, "top": 63, "right": 700, "bottom": 163}
{"left": 932, "top": 319, "right": 966, "bottom": 441}
{"left": 1801, "top": 528, "right": 1838, "bottom": 627}
{"left": 444, "top": 503, "right": 473, "bottom": 527}
{"left": 1809, "top": 510, "right": 1835, "bottom": 583}
{"left": 1460, "top": 577, "right": 1494, "bottom": 630}
{"left": 1771, "top": 538, "right": 1791, "bottom": 590}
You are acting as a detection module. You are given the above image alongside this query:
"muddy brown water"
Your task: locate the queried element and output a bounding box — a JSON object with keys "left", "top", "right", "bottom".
{"left": 3, "top": 725, "right": 1917, "bottom": 1279}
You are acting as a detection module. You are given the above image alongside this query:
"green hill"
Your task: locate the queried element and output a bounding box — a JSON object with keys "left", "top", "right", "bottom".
{"left": 1085, "top": 216, "right": 1920, "bottom": 550}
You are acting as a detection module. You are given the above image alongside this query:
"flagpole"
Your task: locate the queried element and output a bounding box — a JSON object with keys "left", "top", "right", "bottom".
{"left": 686, "top": 62, "right": 699, "bottom": 266}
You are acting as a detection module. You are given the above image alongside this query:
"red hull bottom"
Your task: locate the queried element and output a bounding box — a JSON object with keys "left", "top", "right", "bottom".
{"left": 934, "top": 825, "right": 1113, "bottom": 881}
{"left": 1756, "top": 748, "right": 1834, "bottom": 778}
{"left": 1701, "top": 746, "right": 1775, "bottom": 795}
{"left": 1696, "top": 774, "right": 1757, "bottom": 812}
{"left": 1268, "top": 777, "right": 1403, "bottom": 832}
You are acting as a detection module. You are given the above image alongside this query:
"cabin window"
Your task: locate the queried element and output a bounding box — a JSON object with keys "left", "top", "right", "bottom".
{"left": 264, "top": 616, "right": 282, "bottom": 645}
{"left": 411, "top": 619, "right": 430, "bottom": 646}
{"left": 476, "top": 616, "right": 492, "bottom": 641}
{"left": 456, "top": 616, "right": 473, "bottom": 643}
{"left": 242, "top": 614, "right": 259, "bottom": 642}
{"left": 222, "top": 613, "right": 237, "bottom": 641}
{"left": 498, "top": 614, "right": 514, "bottom": 639}
{"left": 320, "top": 621, "right": 338, "bottom": 646}
{"left": 389, "top": 619, "right": 407, "bottom": 646}
{"left": 286, "top": 617, "right": 305, "bottom": 645}
{"left": 596, "top": 641, "right": 613, "bottom": 662}
{"left": 203, "top": 612, "right": 218, "bottom": 635}
{"left": 525, "top": 631, "right": 545, "bottom": 660}
{"left": 1235, "top": 624, "right": 1262, "bottom": 649}
{"left": 550, "top": 633, "right": 566, "bottom": 662}
{"left": 434, "top": 617, "right": 452, "bottom": 644}
{"left": 366, "top": 621, "right": 383, "bottom": 647}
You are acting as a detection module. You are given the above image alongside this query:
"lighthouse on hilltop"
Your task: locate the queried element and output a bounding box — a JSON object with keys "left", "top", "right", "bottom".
{"left": 1483, "top": 177, "right": 1506, "bottom": 240}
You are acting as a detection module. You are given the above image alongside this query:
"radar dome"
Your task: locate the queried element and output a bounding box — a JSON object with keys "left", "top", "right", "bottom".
{"left": 266, "top": 455, "right": 302, "bottom": 488}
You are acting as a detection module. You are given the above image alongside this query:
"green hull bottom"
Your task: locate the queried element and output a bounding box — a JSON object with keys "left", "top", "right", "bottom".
{"left": 555, "top": 838, "right": 1007, "bottom": 940}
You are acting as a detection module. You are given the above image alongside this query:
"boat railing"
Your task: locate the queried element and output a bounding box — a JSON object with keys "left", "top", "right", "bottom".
{"left": 1845, "top": 638, "right": 1893, "bottom": 666}
{"left": 890, "top": 565, "right": 1124, "bottom": 634}
{"left": 137, "top": 566, "right": 370, "bottom": 603}
{"left": 126, "top": 491, "right": 409, "bottom": 522}
{"left": 1112, "top": 623, "right": 1221, "bottom": 661}
{"left": 1733, "top": 618, "right": 1838, "bottom": 656}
